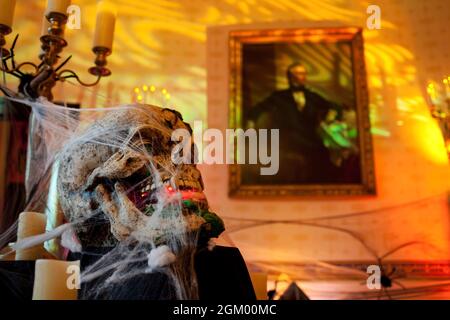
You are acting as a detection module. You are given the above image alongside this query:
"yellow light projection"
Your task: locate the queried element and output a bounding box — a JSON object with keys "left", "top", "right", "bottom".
{"left": 3, "top": 1, "right": 395, "bottom": 121}
{"left": 8, "top": 0, "right": 450, "bottom": 163}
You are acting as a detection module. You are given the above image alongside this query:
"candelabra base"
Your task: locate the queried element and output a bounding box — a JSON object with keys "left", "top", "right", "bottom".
{"left": 88, "top": 66, "right": 111, "bottom": 77}
{"left": 89, "top": 46, "right": 112, "bottom": 77}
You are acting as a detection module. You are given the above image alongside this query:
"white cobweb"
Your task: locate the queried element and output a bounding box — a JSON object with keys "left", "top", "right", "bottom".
{"left": 0, "top": 95, "right": 205, "bottom": 299}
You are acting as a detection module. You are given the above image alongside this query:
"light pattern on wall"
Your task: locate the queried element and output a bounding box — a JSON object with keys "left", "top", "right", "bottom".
{"left": 203, "top": 0, "right": 450, "bottom": 275}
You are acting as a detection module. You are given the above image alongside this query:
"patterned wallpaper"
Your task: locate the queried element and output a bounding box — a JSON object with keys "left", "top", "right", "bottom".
{"left": 203, "top": 2, "right": 450, "bottom": 266}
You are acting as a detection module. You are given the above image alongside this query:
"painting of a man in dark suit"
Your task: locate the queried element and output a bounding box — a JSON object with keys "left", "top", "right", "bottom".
{"left": 246, "top": 62, "right": 356, "bottom": 185}
{"left": 230, "top": 27, "right": 374, "bottom": 197}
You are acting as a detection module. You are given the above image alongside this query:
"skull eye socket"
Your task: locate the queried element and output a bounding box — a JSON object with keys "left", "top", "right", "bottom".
{"left": 89, "top": 199, "right": 99, "bottom": 211}
{"left": 130, "top": 127, "right": 168, "bottom": 152}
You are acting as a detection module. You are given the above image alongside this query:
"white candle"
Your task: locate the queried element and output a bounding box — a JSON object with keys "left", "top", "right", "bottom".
{"left": 93, "top": 1, "right": 116, "bottom": 50}
{"left": 250, "top": 272, "right": 268, "bottom": 300}
{"left": 0, "top": 0, "right": 16, "bottom": 28}
{"left": 45, "top": 0, "right": 71, "bottom": 15}
{"left": 32, "top": 259, "right": 80, "bottom": 300}
{"left": 16, "top": 212, "right": 47, "bottom": 261}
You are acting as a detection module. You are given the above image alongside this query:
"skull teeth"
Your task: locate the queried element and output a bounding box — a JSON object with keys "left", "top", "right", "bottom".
{"left": 138, "top": 175, "right": 203, "bottom": 196}
{"left": 140, "top": 184, "right": 151, "bottom": 193}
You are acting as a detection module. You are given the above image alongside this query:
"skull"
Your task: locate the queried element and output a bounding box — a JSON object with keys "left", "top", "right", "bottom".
{"left": 57, "top": 105, "right": 217, "bottom": 247}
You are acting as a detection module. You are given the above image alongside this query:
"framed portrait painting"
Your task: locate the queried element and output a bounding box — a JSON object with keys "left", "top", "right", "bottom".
{"left": 228, "top": 27, "right": 376, "bottom": 197}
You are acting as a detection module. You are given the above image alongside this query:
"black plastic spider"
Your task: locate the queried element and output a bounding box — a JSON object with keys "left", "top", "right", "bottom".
{"left": 364, "top": 243, "right": 416, "bottom": 300}
{"left": 377, "top": 264, "right": 407, "bottom": 299}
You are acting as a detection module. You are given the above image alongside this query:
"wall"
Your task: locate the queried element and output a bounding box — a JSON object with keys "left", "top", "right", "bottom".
{"left": 205, "top": 20, "right": 449, "bottom": 265}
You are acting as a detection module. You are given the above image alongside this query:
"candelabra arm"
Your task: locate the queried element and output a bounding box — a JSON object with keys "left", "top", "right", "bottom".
{"left": 1, "top": 61, "right": 39, "bottom": 74}
{"left": 57, "top": 69, "right": 102, "bottom": 87}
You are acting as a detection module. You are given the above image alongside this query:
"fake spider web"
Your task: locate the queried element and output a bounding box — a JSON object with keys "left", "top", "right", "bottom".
{"left": 0, "top": 95, "right": 222, "bottom": 299}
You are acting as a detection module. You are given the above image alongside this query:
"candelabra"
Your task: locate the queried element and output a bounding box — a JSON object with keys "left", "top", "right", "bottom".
{"left": 0, "top": 10, "right": 111, "bottom": 102}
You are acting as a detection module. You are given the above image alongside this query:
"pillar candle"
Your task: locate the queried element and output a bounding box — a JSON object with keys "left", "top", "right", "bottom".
{"left": 45, "top": 0, "right": 71, "bottom": 15}
{"left": 0, "top": 0, "right": 16, "bottom": 28}
{"left": 32, "top": 259, "right": 80, "bottom": 300}
{"left": 250, "top": 272, "right": 268, "bottom": 300}
{"left": 15, "top": 212, "right": 47, "bottom": 261}
{"left": 93, "top": 1, "right": 116, "bottom": 50}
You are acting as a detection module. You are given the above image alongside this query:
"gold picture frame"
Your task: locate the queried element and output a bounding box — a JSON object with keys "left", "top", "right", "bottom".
{"left": 229, "top": 26, "right": 376, "bottom": 197}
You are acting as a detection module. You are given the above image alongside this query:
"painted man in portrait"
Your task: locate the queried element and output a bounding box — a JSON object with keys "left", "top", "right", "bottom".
{"left": 246, "top": 62, "right": 346, "bottom": 184}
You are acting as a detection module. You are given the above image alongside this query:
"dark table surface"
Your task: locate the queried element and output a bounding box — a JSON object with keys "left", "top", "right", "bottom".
{"left": 0, "top": 245, "right": 256, "bottom": 301}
